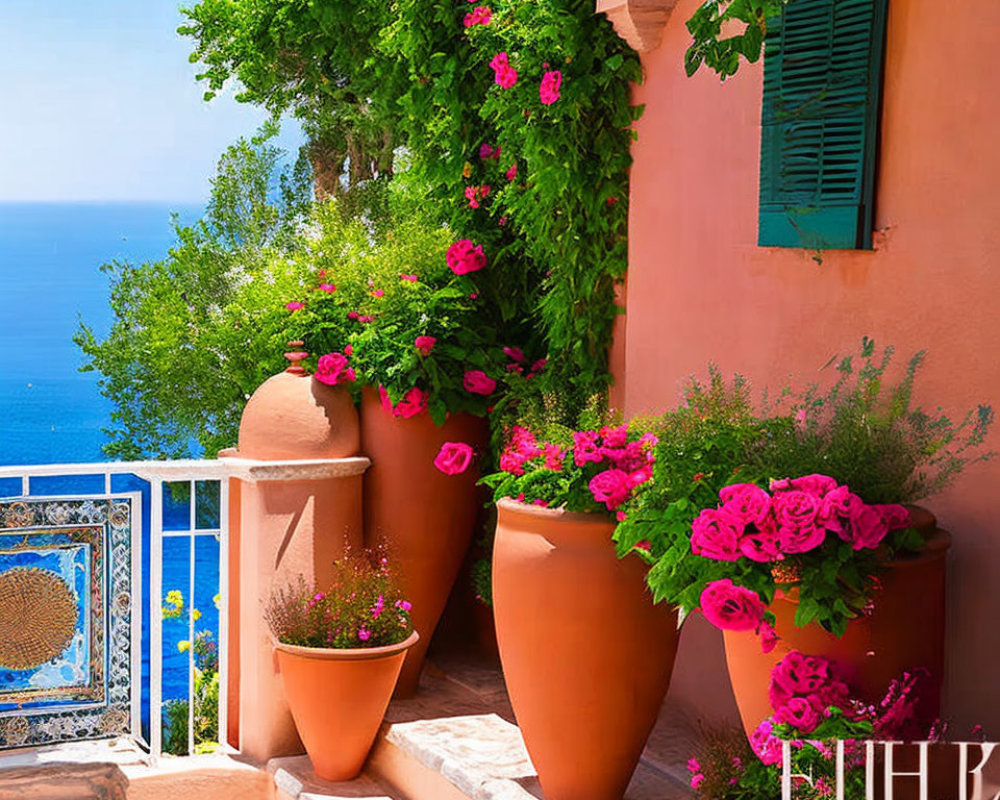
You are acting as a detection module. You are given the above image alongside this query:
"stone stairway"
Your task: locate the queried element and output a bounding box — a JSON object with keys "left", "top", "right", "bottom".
{"left": 269, "top": 653, "right": 697, "bottom": 800}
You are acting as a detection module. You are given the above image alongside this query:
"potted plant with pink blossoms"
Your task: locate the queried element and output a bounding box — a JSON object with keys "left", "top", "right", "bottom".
{"left": 614, "top": 341, "right": 994, "bottom": 737}
{"left": 266, "top": 548, "right": 417, "bottom": 781}
{"left": 479, "top": 414, "right": 679, "bottom": 800}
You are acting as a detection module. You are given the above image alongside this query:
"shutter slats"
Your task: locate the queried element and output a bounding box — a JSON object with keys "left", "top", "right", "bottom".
{"left": 758, "top": 0, "right": 888, "bottom": 249}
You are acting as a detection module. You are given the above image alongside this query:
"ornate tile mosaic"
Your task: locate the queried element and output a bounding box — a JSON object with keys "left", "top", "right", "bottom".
{"left": 0, "top": 499, "right": 133, "bottom": 749}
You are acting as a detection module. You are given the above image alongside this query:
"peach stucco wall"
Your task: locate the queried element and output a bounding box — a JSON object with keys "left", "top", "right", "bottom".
{"left": 621, "top": 0, "right": 1000, "bottom": 730}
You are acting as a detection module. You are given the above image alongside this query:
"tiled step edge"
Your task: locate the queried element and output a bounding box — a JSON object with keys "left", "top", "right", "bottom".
{"left": 367, "top": 714, "right": 536, "bottom": 800}
{"left": 268, "top": 754, "right": 398, "bottom": 800}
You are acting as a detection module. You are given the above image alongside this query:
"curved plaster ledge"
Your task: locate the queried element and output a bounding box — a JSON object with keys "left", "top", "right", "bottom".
{"left": 596, "top": 0, "right": 679, "bottom": 53}
{"left": 218, "top": 450, "right": 371, "bottom": 482}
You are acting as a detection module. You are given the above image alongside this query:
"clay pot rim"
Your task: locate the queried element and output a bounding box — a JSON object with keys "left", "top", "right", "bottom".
{"left": 274, "top": 630, "right": 419, "bottom": 661}
{"left": 496, "top": 497, "right": 614, "bottom": 526}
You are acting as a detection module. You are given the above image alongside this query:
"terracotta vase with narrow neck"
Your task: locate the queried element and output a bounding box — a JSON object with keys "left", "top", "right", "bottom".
{"left": 723, "top": 507, "right": 950, "bottom": 738}
{"left": 493, "top": 499, "right": 679, "bottom": 800}
{"left": 359, "top": 386, "right": 489, "bottom": 696}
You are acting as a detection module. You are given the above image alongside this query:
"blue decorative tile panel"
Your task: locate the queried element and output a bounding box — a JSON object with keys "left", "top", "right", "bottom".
{"left": 0, "top": 499, "right": 133, "bottom": 749}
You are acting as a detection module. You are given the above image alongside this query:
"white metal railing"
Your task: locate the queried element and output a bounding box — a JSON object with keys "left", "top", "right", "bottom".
{"left": 0, "top": 460, "right": 231, "bottom": 763}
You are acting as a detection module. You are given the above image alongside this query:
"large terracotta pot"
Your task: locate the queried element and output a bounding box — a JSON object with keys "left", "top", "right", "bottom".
{"left": 360, "top": 386, "right": 489, "bottom": 695}
{"left": 274, "top": 631, "right": 419, "bottom": 781}
{"left": 493, "top": 499, "right": 680, "bottom": 800}
{"left": 723, "top": 508, "right": 950, "bottom": 737}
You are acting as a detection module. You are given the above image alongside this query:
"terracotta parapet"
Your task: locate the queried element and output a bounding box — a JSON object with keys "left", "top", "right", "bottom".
{"left": 595, "top": 0, "right": 679, "bottom": 53}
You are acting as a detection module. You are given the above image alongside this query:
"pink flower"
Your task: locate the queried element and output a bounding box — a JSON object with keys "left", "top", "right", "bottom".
{"left": 503, "top": 346, "right": 525, "bottom": 363}
{"left": 817, "top": 484, "right": 864, "bottom": 533}
{"left": 497, "top": 216, "right": 507, "bottom": 227}
{"left": 739, "top": 517, "right": 782, "bottom": 563}
{"left": 690, "top": 508, "right": 744, "bottom": 561}
{"left": 463, "top": 5, "right": 491, "bottom": 26}
{"left": 788, "top": 474, "right": 839, "bottom": 497}
{"left": 446, "top": 239, "right": 488, "bottom": 274}
{"left": 434, "top": 442, "right": 475, "bottom": 475}
{"left": 542, "top": 443, "right": 564, "bottom": 471}
{"left": 371, "top": 288, "right": 385, "bottom": 297}
{"left": 506, "top": 163, "right": 517, "bottom": 181}
{"left": 415, "top": 335, "right": 436, "bottom": 356}
{"left": 511, "top": 425, "right": 541, "bottom": 458}
{"left": 775, "top": 697, "right": 823, "bottom": 733}
{"left": 749, "top": 719, "right": 783, "bottom": 766}
{"left": 479, "top": 142, "right": 500, "bottom": 159}
{"left": 719, "top": 483, "right": 772, "bottom": 526}
{"left": 773, "top": 489, "right": 821, "bottom": 529}
{"left": 686, "top": 759, "right": 700, "bottom": 773}
{"left": 314, "top": 352, "right": 355, "bottom": 386}
{"left": 344, "top": 344, "right": 353, "bottom": 356}
{"left": 759, "top": 621, "right": 779, "bottom": 653}
{"left": 465, "top": 185, "right": 481, "bottom": 209}
{"left": 690, "top": 774, "right": 705, "bottom": 790}
{"left": 395, "top": 599, "right": 412, "bottom": 611}
{"left": 286, "top": 301, "right": 304, "bottom": 311}
{"left": 358, "top": 627, "right": 372, "bottom": 642}
{"left": 499, "top": 450, "right": 527, "bottom": 475}
{"left": 469, "top": 292, "right": 478, "bottom": 299}
{"left": 843, "top": 504, "right": 890, "bottom": 550}
{"left": 600, "top": 424, "right": 628, "bottom": 448}
{"left": 489, "top": 52, "right": 518, "bottom": 88}
{"left": 532, "top": 498, "right": 549, "bottom": 507}
{"left": 875, "top": 504, "right": 911, "bottom": 530}
{"left": 573, "top": 430, "right": 603, "bottom": 466}
{"left": 589, "top": 468, "right": 632, "bottom": 510}
{"left": 699, "top": 579, "right": 765, "bottom": 632}
{"left": 463, "top": 370, "right": 496, "bottom": 395}
{"left": 529, "top": 358, "right": 547, "bottom": 375}
{"left": 778, "top": 523, "right": 826, "bottom": 554}
{"left": 539, "top": 70, "right": 562, "bottom": 105}
{"left": 400, "top": 273, "right": 418, "bottom": 282}
{"left": 318, "top": 283, "right": 336, "bottom": 293}
{"left": 378, "top": 385, "right": 428, "bottom": 418}
{"left": 347, "top": 311, "right": 359, "bottom": 320}
{"left": 768, "top": 650, "right": 830, "bottom": 708}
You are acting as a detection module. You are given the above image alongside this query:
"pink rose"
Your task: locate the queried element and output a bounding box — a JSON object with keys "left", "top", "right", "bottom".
{"left": 541, "top": 443, "right": 564, "bottom": 471}
{"left": 774, "top": 697, "right": 823, "bottom": 733}
{"left": 749, "top": 719, "right": 783, "bottom": 766}
{"left": 434, "top": 442, "right": 475, "bottom": 475}
{"left": 788, "top": 474, "right": 839, "bottom": 497}
{"left": 777, "top": 523, "right": 826, "bottom": 554}
{"left": 719, "top": 483, "right": 772, "bottom": 525}
{"left": 463, "top": 370, "right": 496, "bottom": 395}
{"left": 875, "top": 504, "right": 911, "bottom": 530}
{"left": 759, "top": 621, "right": 779, "bottom": 654}
{"left": 588, "top": 469, "right": 632, "bottom": 510}
{"left": 773, "top": 490, "right": 821, "bottom": 529}
{"left": 506, "top": 163, "right": 517, "bottom": 181}
{"left": 690, "top": 508, "right": 744, "bottom": 562}
{"left": 843, "top": 504, "right": 889, "bottom": 550}
{"left": 738, "top": 516, "right": 782, "bottom": 562}
{"left": 573, "top": 430, "right": 602, "bottom": 466}
{"left": 379, "top": 385, "right": 428, "bottom": 418}
{"left": 817, "top": 484, "right": 864, "bottom": 533}
{"left": 415, "top": 335, "right": 436, "bottom": 356}
{"left": 446, "top": 239, "right": 488, "bottom": 275}
{"left": 489, "top": 52, "right": 518, "bottom": 88}
{"left": 539, "top": 70, "right": 562, "bottom": 105}
{"left": 699, "top": 579, "right": 765, "bottom": 632}
{"left": 313, "top": 352, "right": 354, "bottom": 386}
{"left": 768, "top": 650, "right": 830, "bottom": 709}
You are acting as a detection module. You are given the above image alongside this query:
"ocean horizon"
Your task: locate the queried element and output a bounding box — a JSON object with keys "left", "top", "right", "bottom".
{"left": 0, "top": 201, "right": 202, "bottom": 467}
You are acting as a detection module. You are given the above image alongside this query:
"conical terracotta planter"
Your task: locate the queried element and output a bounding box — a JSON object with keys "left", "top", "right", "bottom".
{"left": 723, "top": 508, "right": 950, "bottom": 737}
{"left": 360, "top": 386, "right": 489, "bottom": 695}
{"left": 274, "top": 631, "right": 418, "bottom": 781}
{"left": 493, "top": 499, "right": 680, "bottom": 800}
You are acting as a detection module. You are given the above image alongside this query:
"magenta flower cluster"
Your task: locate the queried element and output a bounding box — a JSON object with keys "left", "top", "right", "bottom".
{"left": 313, "top": 351, "right": 356, "bottom": 386}
{"left": 691, "top": 475, "right": 910, "bottom": 564}
{"left": 446, "top": 239, "right": 488, "bottom": 274}
{"left": 378, "top": 385, "right": 428, "bottom": 418}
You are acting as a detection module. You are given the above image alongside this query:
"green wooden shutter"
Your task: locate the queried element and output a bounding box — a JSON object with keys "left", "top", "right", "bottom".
{"left": 758, "top": 0, "right": 889, "bottom": 249}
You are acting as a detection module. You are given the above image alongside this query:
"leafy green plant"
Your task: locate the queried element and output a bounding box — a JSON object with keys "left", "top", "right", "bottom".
{"left": 754, "top": 338, "right": 995, "bottom": 504}
{"left": 684, "top": 0, "right": 788, "bottom": 79}
{"left": 162, "top": 668, "right": 220, "bottom": 756}
{"left": 265, "top": 547, "right": 413, "bottom": 649}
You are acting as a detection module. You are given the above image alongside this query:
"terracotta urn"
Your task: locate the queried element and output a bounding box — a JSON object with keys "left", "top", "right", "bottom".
{"left": 359, "top": 386, "right": 489, "bottom": 695}
{"left": 274, "top": 631, "right": 419, "bottom": 781}
{"left": 493, "top": 499, "right": 679, "bottom": 800}
{"left": 723, "top": 507, "right": 950, "bottom": 737}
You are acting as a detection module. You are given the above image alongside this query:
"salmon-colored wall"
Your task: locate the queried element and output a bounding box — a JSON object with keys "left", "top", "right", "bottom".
{"left": 621, "top": 0, "right": 1000, "bottom": 730}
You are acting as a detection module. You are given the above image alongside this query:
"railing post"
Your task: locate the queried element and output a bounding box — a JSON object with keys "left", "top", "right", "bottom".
{"left": 150, "top": 478, "right": 164, "bottom": 763}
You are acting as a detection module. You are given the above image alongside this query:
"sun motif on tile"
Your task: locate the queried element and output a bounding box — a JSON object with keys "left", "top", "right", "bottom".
{"left": 0, "top": 567, "right": 78, "bottom": 671}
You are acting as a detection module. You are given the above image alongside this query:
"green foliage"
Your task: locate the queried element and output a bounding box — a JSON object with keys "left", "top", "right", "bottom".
{"left": 265, "top": 548, "right": 413, "bottom": 649}
{"left": 162, "top": 668, "right": 220, "bottom": 756}
{"left": 179, "top": 0, "right": 400, "bottom": 190}
{"left": 755, "top": 338, "right": 995, "bottom": 504}
{"left": 471, "top": 558, "right": 492, "bottom": 607}
{"left": 75, "top": 129, "right": 313, "bottom": 458}
{"left": 384, "top": 0, "right": 641, "bottom": 415}
{"left": 285, "top": 189, "right": 507, "bottom": 421}
{"left": 684, "top": 0, "right": 787, "bottom": 79}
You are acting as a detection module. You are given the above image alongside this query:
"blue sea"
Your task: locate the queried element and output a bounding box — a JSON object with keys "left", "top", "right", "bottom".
{"left": 0, "top": 202, "right": 214, "bottom": 706}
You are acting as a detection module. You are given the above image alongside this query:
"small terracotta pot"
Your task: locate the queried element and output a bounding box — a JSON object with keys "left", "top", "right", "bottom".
{"left": 493, "top": 499, "right": 679, "bottom": 800}
{"left": 360, "top": 386, "right": 489, "bottom": 695}
{"left": 274, "top": 631, "right": 419, "bottom": 781}
{"left": 723, "top": 508, "right": 950, "bottom": 737}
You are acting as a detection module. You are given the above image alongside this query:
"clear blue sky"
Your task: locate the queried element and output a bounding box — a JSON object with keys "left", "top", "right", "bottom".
{"left": 0, "top": 0, "right": 303, "bottom": 202}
